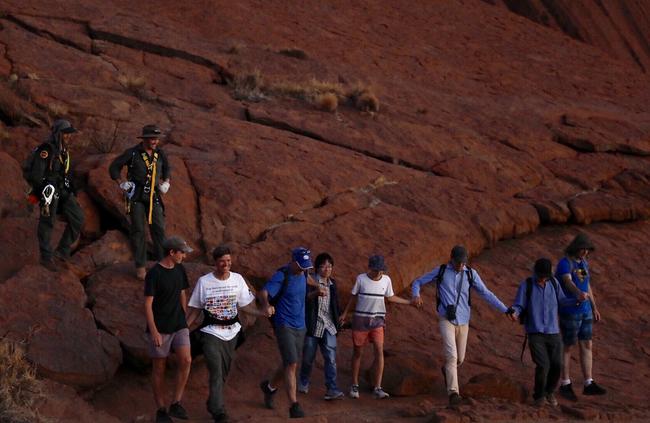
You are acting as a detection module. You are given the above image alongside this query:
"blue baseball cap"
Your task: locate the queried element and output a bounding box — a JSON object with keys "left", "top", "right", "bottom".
{"left": 368, "top": 255, "right": 387, "bottom": 271}
{"left": 292, "top": 247, "right": 313, "bottom": 269}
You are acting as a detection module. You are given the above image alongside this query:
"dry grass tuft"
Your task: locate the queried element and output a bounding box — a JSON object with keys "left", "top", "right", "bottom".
{"left": 229, "top": 70, "right": 379, "bottom": 114}
{"left": 118, "top": 74, "right": 147, "bottom": 93}
{"left": 315, "top": 92, "right": 338, "bottom": 112}
{"left": 0, "top": 339, "right": 44, "bottom": 423}
{"left": 346, "top": 83, "right": 380, "bottom": 112}
{"left": 231, "top": 70, "right": 266, "bottom": 101}
{"left": 227, "top": 42, "right": 245, "bottom": 54}
{"left": 277, "top": 48, "right": 308, "bottom": 60}
{"left": 0, "top": 126, "right": 10, "bottom": 140}
{"left": 46, "top": 102, "right": 69, "bottom": 119}
{"left": 26, "top": 73, "right": 39, "bottom": 81}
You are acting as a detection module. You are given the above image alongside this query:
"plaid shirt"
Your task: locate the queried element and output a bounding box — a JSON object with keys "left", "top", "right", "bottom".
{"left": 314, "top": 278, "right": 337, "bottom": 337}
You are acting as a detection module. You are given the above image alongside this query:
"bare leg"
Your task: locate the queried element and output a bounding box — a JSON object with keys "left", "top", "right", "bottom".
{"left": 579, "top": 340, "right": 593, "bottom": 381}
{"left": 151, "top": 358, "right": 167, "bottom": 409}
{"left": 372, "top": 341, "right": 384, "bottom": 388}
{"left": 351, "top": 346, "right": 363, "bottom": 385}
{"left": 172, "top": 346, "right": 192, "bottom": 403}
{"left": 284, "top": 363, "right": 298, "bottom": 403}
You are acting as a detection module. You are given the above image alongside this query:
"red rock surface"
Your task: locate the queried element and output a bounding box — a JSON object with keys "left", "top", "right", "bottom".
{"left": 0, "top": 265, "right": 121, "bottom": 387}
{"left": 0, "top": 0, "right": 649, "bottom": 421}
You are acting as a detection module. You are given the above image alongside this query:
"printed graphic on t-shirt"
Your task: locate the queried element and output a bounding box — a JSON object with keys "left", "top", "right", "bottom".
{"left": 205, "top": 286, "right": 238, "bottom": 320}
{"left": 574, "top": 267, "right": 588, "bottom": 282}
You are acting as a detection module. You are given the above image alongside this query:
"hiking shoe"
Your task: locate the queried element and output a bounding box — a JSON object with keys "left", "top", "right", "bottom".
{"left": 260, "top": 380, "right": 277, "bottom": 409}
{"left": 583, "top": 381, "right": 607, "bottom": 395}
{"left": 168, "top": 401, "right": 188, "bottom": 420}
{"left": 373, "top": 387, "right": 390, "bottom": 399}
{"left": 324, "top": 388, "right": 344, "bottom": 400}
{"left": 136, "top": 267, "right": 146, "bottom": 280}
{"left": 449, "top": 392, "right": 462, "bottom": 407}
{"left": 212, "top": 412, "right": 229, "bottom": 423}
{"left": 546, "top": 393, "right": 558, "bottom": 407}
{"left": 155, "top": 408, "right": 173, "bottom": 423}
{"left": 289, "top": 402, "right": 305, "bottom": 418}
{"left": 297, "top": 381, "right": 309, "bottom": 394}
{"left": 559, "top": 383, "right": 578, "bottom": 401}
{"left": 533, "top": 396, "right": 546, "bottom": 407}
{"left": 349, "top": 384, "right": 360, "bottom": 399}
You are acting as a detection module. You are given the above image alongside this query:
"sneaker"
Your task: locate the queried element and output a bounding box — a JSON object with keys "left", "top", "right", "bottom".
{"left": 297, "top": 382, "right": 309, "bottom": 394}
{"left": 324, "top": 388, "right": 344, "bottom": 400}
{"left": 373, "top": 387, "right": 390, "bottom": 399}
{"left": 546, "top": 393, "right": 558, "bottom": 407}
{"left": 448, "top": 392, "right": 462, "bottom": 407}
{"left": 559, "top": 383, "right": 578, "bottom": 401}
{"left": 289, "top": 402, "right": 305, "bottom": 418}
{"left": 260, "top": 380, "right": 277, "bottom": 409}
{"left": 583, "top": 381, "right": 607, "bottom": 395}
{"left": 212, "top": 412, "right": 229, "bottom": 423}
{"left": 533, "top": 396, "right": 546, "bottom": 407}
{"left": 168, "top": 402, "right": 188, "bottom": 420}
{"left": 155, "top": 408, "right": 173, "bottom": 423}
{"left": 349, "top": 384, "right": 360, "bottom": 399}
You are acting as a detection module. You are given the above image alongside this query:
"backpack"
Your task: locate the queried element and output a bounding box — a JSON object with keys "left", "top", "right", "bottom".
{"left": 434, "top": 263, "right": 475, "bottom": 311}
{"left": 21, "top": 143, "right": 50, "bottom": 189}
{"left": 268, "top": 267, "right": 308, "bottom": 327}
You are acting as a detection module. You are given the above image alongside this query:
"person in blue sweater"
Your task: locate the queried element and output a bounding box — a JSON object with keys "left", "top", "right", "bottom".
{"left": 411, "top": 245, "right": 509, "bottom": 406}
{"left": 507, "top": 258, "right": 570, "bottom": 407}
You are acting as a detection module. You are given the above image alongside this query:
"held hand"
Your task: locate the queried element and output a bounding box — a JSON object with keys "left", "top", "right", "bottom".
{"left": 265, "top": 305, "right": 275, "bottom": 318}
{"left": 507, "top": 313, "right": 518, "bottom": 322}
{"left": 318, "top": 286, "right": 327, "bottom": 297}
{"left": 159, "top": 181, "right": 170, "bottom": 194}
{"left": 338, "top": 313, "right": 347, "bottom": 325}
{"left": 577, "top": 291, "right": 589, "bottom": 302}
{"left": 151, "top": 330, "right": 163, "bottom": 347}
{"left": 412, "top": 296, "right": 423, "bottom": 308}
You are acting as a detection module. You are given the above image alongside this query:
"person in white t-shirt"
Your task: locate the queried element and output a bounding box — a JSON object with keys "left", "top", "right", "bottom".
{"left": 187, "top": 245, "right": 269, "bottom": 423}
{"left": 339, "top": 255, "right": 412, "bottom": 400}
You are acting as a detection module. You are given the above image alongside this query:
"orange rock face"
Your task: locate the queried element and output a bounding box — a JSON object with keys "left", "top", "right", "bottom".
{"left": 0, "top": 0, "right": 649, "bottom": 421}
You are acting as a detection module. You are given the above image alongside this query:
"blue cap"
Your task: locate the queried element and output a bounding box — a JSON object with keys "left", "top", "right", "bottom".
{"left": 292, "top": 247, "right": 313, "bottom": 269}
{"left": 368, "top": 255, "right": 387, "bottom": 271}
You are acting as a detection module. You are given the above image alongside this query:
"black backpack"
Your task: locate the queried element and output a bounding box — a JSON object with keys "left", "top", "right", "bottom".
{"left": 433, "top": 263, "right": 475, "bottom": 311}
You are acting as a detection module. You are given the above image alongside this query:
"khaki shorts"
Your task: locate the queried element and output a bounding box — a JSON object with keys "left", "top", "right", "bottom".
{"left": 146, "top": 328, "right": 190, "bottom": 358}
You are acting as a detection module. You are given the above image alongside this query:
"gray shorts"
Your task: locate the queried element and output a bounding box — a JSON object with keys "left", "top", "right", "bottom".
{"left": 146, "top": 328, "right": 190, "bottom": 358}
{"left": 274, "top": 326, "right": 306, "bottom": 367}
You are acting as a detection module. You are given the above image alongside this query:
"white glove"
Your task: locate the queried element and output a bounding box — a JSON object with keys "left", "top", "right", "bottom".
{"left": 159, "top": 181, "right": 170, "bottom": 194}
{"left": 119, "top": 181, "right": 135, "bottom": 192}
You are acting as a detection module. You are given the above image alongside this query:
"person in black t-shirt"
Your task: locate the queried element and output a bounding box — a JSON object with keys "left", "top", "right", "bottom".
{"left": 144, "top": 236, "right": 193, "bottom": 423}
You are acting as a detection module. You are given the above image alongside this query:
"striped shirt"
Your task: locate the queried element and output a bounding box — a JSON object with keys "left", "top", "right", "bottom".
{"left": 351, "top": 273, "right": 395, "bottom": 319}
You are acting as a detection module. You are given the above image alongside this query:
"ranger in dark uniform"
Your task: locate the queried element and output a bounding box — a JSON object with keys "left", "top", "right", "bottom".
{"left": 24, "top": 119, "right": 85, "bottom": 271}
{"left": 109, "top": 124, "right": 171, "bottom": 280}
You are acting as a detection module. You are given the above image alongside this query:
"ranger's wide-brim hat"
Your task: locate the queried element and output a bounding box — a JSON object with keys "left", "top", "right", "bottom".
{"left": 138, "top": 124, "right": 163, "bottom": 139}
